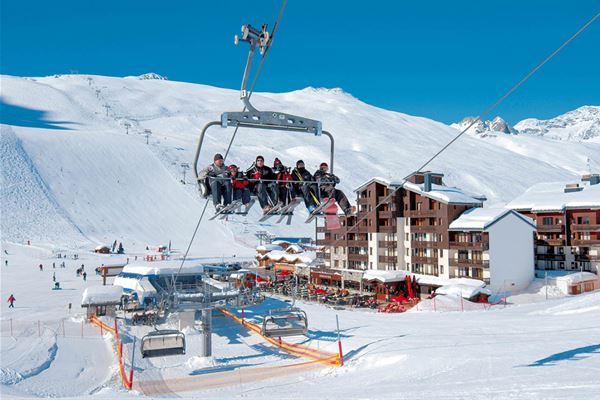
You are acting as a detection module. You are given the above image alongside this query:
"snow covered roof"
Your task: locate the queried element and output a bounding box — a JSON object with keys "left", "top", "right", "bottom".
{"left": 556, "top": 272, "right": 599, "bottom": 284}
{"left": 363, "top": 270, "right": 409, "bottom": 283}
{"left": 121, "top": 263, "right": 205, "bottom": 276}
{"left": 506, "top": 181, "right": 600, "bottom": 212}
{"left": 402, "top": 182, "right": 483, "bottom": 205}
{"left": 258, "top": 250, "right": 314, "bottom": 264}
{"left": 352, "top": 177, "right": 482, "bottom": 205}
{"left": 286, "top": 244, "right": 304, "bottom": 254}
{"left": 256, "top": 244, "right": 284, "bottom": 252}
{"left": 449, "top": 208, "right": 536, "bottom": 231}
{"left": 81, "top": 285, "right": 123, "bottom": 306}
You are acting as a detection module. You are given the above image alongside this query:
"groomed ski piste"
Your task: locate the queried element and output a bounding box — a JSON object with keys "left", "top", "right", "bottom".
{"left": 1, "top": 73, "right": 600, "bottom": 399}
{"left": 2, "top": 241, "right": 600, "bottom": 399}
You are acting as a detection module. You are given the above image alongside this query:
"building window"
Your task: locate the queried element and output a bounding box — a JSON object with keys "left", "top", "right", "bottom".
{"left": 440, "top": 265, "right": 444, "bottom": 274}
{"left": 416, "top": 202, "right": 422, "bottom": 211}
{"left": 405, "top": 233, "right": 409, "bottom": 241}
{"left": 543, "top": 217, "right": 553, "bottom": 225}
{"left": 369, "top": 247, "right": 372, "bottom": 255}
{"left": 440, "top": 249, "right": 444, "bottom": 257}
{"left": 370, "top": 262, "right": 373, "bottom": 268}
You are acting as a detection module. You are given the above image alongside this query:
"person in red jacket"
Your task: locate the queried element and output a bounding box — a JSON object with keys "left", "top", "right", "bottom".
{"left": 273, "top": 158, "right": 293, "bottom": 205}
{"left": 228, "top": 165, "right": 251, "bottom": 207}
{"left": 7, "top": 294, "right": 15, "bottom": 308}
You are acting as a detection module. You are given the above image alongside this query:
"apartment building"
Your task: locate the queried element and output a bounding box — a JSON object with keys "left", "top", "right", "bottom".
{"left": 448, "top": 208, "right": 536, "bottom": 290}
{"left": 506, "top": 174, "right": 600, "bottom": 274}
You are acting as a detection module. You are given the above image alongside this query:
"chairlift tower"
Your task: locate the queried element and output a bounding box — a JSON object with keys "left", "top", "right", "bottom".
{"left": 103, "top": 104, "right": 111, "bottom": 117}
{"left": 180, "top": 163, "right": 190, "bottom": 184}
{"left": 143, "top": 129, "right": 152, "bottom": 145}
{"left": 124, "top": 122, "right": 131, "bottom": 135}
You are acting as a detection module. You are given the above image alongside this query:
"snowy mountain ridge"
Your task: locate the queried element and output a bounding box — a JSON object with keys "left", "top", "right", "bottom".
{"left": 1, "top": 73, "right": 599, "bottom": 253}
{"left": 515, "top": 105, "right": 600, "bottom": 142}
{"left": 452, "top": 106, "right": 600, "bottom": 141}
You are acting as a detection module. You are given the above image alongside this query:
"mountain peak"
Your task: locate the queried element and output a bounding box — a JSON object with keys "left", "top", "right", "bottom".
{"left": 451, "top": 116, "right": 515, "bottom": 136}
{"left": 514, "top": 105, "right": 600, "bottom": 141}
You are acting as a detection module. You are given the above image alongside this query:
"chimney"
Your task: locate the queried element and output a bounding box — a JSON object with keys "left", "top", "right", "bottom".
{"left": 424, "top": 172, "right": 432, "bottom": 192}
{"left": 564, "top": 183, "right": 583, "bottom": 193}
{"left": 582, "top": 174, "right": 600, "bottom": 186}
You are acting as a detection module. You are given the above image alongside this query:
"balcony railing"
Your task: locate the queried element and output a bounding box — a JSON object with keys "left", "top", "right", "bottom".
{"left": 348, "top": 253, "right": 368, "bottom": 262}
{"left": 449, "top": 241, "right": 489, "bottom": 250}
{"left": 571, "top": 224, "right": 600, "bottom": 232}
{"left": 405, "top": 209, "right": 438, "bottom": 218}
{"left": 378, "top": 255, "right": 398, "bottom": 263}
{"left": 537, "top": 224, "right": 564, "bottom": 233}
{"left": 316, "top": 226, "right": 326, "bottom": 233}
{"left": 536, "top": 239, "right": 565, "bottom": 246}
{"left": 572, "top": 239, "right": 600, "bottom": 246}
{"left": 348, "top": 240, "right": 368, "bottom": 247}
{"left": 378, "top": 240, "right": 397, "bottom": 248}
{"left": 450, "top": 258, "right": 490, "bottom": 268}
{"left": 357, "top": 197, "right": 369, "bottom": 205}
{"left": 410, "top": 225, "right": 437, "bottom": 232}
{"left": 412, "top": 256, "right": 437, "bottom": 265}
{"left": 536, "top": 253, "right": 566, "bottom": 261}
{"left": 378, "top": 210, "right": 400, "bottom": 219}
{"left": 379, "top": 225, "right": 397, "bottom": 233}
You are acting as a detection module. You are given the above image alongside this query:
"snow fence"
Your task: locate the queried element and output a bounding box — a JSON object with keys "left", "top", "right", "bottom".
{"left": 219, "top": 308, "right": 341, "bottom": 367}
{"left": 89, "top": 315, "right": 133, "bottom": 390}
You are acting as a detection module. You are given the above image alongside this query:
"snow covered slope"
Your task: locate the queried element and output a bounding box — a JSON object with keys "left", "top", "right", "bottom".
{"left": 2, "top": 74, "right": 599, "bottom": 253}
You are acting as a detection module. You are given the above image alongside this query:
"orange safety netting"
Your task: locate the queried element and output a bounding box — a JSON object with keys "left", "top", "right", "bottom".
{"left": 89, "top": 315, "right": 133, "bottom": 390}
{"left": 218, "top": 308, "right": 341, "bottom": 366}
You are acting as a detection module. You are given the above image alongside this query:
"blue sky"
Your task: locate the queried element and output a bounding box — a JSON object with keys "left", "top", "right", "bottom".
{"left": 1, "top": 1, "right": 598, "bottom": 124}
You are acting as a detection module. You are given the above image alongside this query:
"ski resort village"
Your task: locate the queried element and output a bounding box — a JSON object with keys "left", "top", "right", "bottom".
{"left": 2, "top": 3, "right": 600, "bottom": 400}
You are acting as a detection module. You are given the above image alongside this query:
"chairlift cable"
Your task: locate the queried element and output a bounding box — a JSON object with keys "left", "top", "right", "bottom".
{"left": 326, "top": 11, "right": 599, "bottom": 250}
{"left": 172, "top": 0, "right": 288, "bottom": 290}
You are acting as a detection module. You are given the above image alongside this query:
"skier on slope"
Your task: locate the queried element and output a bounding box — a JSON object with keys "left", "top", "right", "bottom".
{"left": 227, "top": 165, "right": 251, "bottom": 208}
{"left": 313, "top": 162, "right": 352, "bottom": 215}
{"left": 273, "top": 158, "right": 293, "bottom": 206}
{"left": 292, "top": 160, "right": 319, "bottom": 212}
{"left": 200, "top": 153, "right": 232, "bottom": 212}
{"left": 246, "top": 155, "right": 278, "bottom": 213}
{"left": 8, "top": 294, "right": 16, "bottom": 308}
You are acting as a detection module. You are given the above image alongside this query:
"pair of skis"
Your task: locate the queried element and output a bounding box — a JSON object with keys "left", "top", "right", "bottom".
{"left": 258, "top": 198, "right": 302, "bottom": 223}
{"left": 209, "top": 199, "right": 255, "bottom": 220}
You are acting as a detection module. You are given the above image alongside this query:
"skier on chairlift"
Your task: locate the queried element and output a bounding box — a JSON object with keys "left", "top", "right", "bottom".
{"left": 246, "top": 155, "right": 279, "bottom": 213}
{"left": 292, "top": 160, "right": 319, "bottom": 213}
{"left": 201, "top": 153, "right": 232, "bottom": 212}
{"left": 228, "top": 164, "right": 251, "bottom": 208}
{"left": 314, "top": 162, "right": 352, "bottom": 215}
{"left": 273, "top": 158, "right": 293, "bottom": 206}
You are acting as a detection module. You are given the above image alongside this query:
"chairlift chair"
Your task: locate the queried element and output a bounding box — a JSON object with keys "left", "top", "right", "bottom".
{"left": 194, "top": 23, "right": 335, "bottom": 222}
{"left": 140, "top": 329, "right": 186, "bottom": 358}
{"left": 261, "top": 307, "right": 308, "bottom": 337}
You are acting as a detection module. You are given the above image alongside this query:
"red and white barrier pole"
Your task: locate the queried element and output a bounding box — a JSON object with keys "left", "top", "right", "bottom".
{"left": 336, "top": 315, "right": 344, "bottom": 366}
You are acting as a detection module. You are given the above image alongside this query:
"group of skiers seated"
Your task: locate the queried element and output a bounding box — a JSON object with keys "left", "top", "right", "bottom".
{"left": 201, "top": 153, "right": 352, "bottom": 216}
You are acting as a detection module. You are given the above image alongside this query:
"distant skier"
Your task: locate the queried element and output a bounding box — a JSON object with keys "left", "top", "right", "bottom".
{"left": 39, "top": 264, "right": 43, "bottom": 271}
{"left": 4, "top": 260, "right": 7, "bottom": 267}
{"left": 200, "top": 153, "right": 232, "bottom": 212}
{"left": 246, "top": 155, "right": 278, "bottom": 213}
{"left": 292, "top": 160, "right": 319, "bottom": 212}
{"left": 81, "top": 264, "right": 85, "bottom": 271}
{"left": 227, "top": 164, "right": 251, "bottom": 208}
{"left": 313, "top": 162, "right": 352, "bottom": 215}
{"left": 53, "top": 272, "right": 56, "bottom": 282}
{"left": 53, "top": 262, "right": 56, "bottom": 269}
{"left": 83, "top": 272, "right": 87, "bottom": 281}
{"left": 117, "top": 242, "right": 124, "bottom": 254}
{"left": 7, "top": 294, "right": 15, "bottom": 308}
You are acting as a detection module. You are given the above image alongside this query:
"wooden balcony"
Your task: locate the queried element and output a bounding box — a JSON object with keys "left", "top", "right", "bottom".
{"left": 379, "top": 225, "right": 397, "bottom": 233}
{"left": 348, "top": 240, "right": 368, "bottom": 247}
{"left": 348, "top": 253, "right": 368, "bottom": 262}
{"left": 536, "top": 239, "right": 565, "bottom": 246}
{"left": 410, "top": 225, "right": 436, "bottom": 232}
{"left": 537, "top": 224, "right": 564, "bottom": 233}
{"left": 412, "top": 256, "right": 437, "bottom": 265}
{"left": 449, "top": 241, "right": 489, "bottom": 250}
{"left": 572, "top": 239, "right": 600, "bottom": 246}
{"left": 378, "top": 255, "right": 398, "bottom": 263}
{"left": 450, "top": 258, "right": 490, "bottom": 268}
{"left": 378, "top": 240, "right": 397, "bottom": 248}
{"left": 405, "top": 209, "right": 438, "bottom": 218}
{"left": 357, "top": 197, "right": 369, "bottom": 205}
{"left": 378, "top": 210, "right": 400, "bottom": 219}
{"left": 571, "top": 224, "right": 600, "bottom": 232}
{"left": 575, "top": 254, "right": 600, "bottom": 262}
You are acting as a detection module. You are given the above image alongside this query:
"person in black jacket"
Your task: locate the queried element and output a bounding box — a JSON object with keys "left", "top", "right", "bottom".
{"left": 246, "top": 155, "right": 279, "bottom": 212}
{"left": 313, "top": 162, "right": 352, "bottom": 215}
{"left": 292, "top": 160, "right": 319, "bottom": 212}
